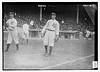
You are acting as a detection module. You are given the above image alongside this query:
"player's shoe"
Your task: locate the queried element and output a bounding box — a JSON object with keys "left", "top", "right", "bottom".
{"left": 44, "top": 53, "right": 51, "bottom": 57}
{"left": 47, "top": 54, "right": 51, "bottom": 57}
{"left": 43, "top": 52, "right": 48, "bottom": 56}
{"left": 16, "top": 48, "right": 18, "bottom": 51}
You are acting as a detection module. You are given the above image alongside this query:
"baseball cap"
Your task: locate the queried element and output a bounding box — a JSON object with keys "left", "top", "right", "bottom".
{"left": 9, "top": 12, "right": 14, "bottom": 15}
{"left": 51, "top": 12, "right": 56, "bottom": 16}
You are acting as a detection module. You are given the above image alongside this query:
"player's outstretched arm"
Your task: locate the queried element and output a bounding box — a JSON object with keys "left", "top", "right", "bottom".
{"left": 41, "top": 21, "right": 49, "bottom": 38}
{"left": 55, "top": 22, "right": 59, "bottom": 42}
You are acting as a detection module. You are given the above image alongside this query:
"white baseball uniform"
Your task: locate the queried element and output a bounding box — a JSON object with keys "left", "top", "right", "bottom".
{"left": 41, "top": 19, "right": 59, "bottom": 46}
{"left": 22, "top": 24, "right": 29, "bottom": 39}
{"left": 86, "top": 30, "right": 91, "bottom": 38}
{"left": 30, "top": 21, "right": 34, "bottom": 25}
{"left": 6, "top": 18, "right": 19, "bottom": 44}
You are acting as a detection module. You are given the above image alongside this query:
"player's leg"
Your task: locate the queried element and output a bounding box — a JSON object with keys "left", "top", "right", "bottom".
{"left": 22, "top": 32, "right": 26, "bottom": 44}
{"left": 26, "top": 39, "right": 28, "bottom": 44}
{"left": 5, "top": 44, "right": 10, "bottom": 52}
{"left": 18, "top": 30, "right": 24, "bottom": 44}
{"left": 12, "top": 30, "right": 19, "bottom": 50}
{"left": 85, "top": 33, "right": 89, "bottom": 40}
{"left": 16, "top": 43, "right": 19, "bottom": 50}
{"left": 26, "top": 31, "right": 29, "bottom": 44}
{"left": 24, "top": 32, "right": 28, "bottom": 44}
{"left": 21, "top": 38, "right": 24, "bottom": 45}
{"left": 43, "top": 31, "right": 48, "bottom": 55}
{"left": 25, "top": 33, "right": 28, "bottom": 44}
{"left": 48, "top": 46, "right": 53, "bottom": 56}
{"left": 48, "top": 31, "right": 55, "bottom": 56}
{"left": 44, "top": 45, "right": 48, "bottom": 54}
{"left": 5, "top": 31, "right": 12, "bottom": 52}
{"left": 21, "top": 29, "right": 25, "bottom": 44}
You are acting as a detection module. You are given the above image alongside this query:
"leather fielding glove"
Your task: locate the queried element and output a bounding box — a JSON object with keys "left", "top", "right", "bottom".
{"left": 54, "top": 35, "right": 59, "bottom": 42}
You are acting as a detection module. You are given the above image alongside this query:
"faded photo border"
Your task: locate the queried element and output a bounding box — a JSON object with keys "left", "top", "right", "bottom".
{"left": 0, "top": 0, "right": 99, "bottom": 72}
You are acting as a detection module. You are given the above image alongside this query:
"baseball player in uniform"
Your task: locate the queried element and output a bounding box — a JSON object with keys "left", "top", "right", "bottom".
{"left": 85, "top": 29, "right": 91, "bottom": 39}
{"left": 22, "top": 23, "right": 29, "bottom": 44}
{"left": 41, "top": 13, "right": 59, "bottom": 56}
{"left": 30, "top": 20, "right": 34, "bottom": 25}
{"left": 5, "top": 12, "right": 19, "bottom": 52}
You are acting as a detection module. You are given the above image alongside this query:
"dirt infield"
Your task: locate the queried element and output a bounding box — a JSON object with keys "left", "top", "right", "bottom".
{"left": 3, "top": 37, "right": 94, "bottom": 70}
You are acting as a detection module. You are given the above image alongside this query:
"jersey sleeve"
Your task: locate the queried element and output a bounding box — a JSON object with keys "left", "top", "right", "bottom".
{"left": 14, "top": 19, "right": 17, "bottom": 27}
{"left": 10, "top": 19, "right": 17, "bottom": 27}
{"left": 55, "top": 21, "right": 59, "bottom": 35}
{"left": 41, "top": 20, "right": 49, "bottom": 34}
{"left": 27, "top": 25, "right": 29, "bottom": 30}
{"left": 6, "top": 19, "right": 10, "bottom": 26}
{"left": 6, "top": 19, "right": 9, "bottom": 24}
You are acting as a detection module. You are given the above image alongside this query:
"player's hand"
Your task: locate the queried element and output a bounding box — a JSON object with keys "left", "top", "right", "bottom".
{"left": 54, "top": 35, "right": 59, "bottom": 42}
{"left": 41, "top": 33, "right": 44, "bottom": 38}
{"left": 6, "top": 28, "right": 9, "bottom": 31}
{"left": 9, "top": 28, "right": 14, "bottom": 31}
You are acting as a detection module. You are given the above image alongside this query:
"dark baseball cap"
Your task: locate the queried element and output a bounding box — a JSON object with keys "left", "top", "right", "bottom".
{"left": 9, "top": 12, "right": 14, "bottom": 15}
{"left": 51, "top": 12, "right": 56, "bottom": 16}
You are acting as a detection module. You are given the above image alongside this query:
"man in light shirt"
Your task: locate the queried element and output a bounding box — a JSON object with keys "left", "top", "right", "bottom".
{"left": 30, "top": 20, "right": 34, "bottom": 25}
{"left": 41, "top": 13, "right": 59, "bottom": 56}
{"left": 22, "top": 23, "right": 29, "bottom": 44}
{"left": 85, "top": 29, "right": 91, "bottom": 39}
{"left": 5, "top": 12, "right": 19, "bottom": 52}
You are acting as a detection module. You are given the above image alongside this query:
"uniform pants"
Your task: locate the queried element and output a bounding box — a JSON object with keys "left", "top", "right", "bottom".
{"left": 7, "top": 30, "right": 19, "bottom": 44}
{"left": 86, "top": 33, "right": 90, "bottom": 38}
{"left": 22, "top": 31, "right": 29, "bottom": 39}
{"left": 43, "top": 31, "right": 55, "bottom": 47}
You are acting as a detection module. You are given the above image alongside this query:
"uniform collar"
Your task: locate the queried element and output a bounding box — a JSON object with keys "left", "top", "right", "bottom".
{"left": 10, "top": 18, "right": 14, "bottom": 19}
{"left": 51, "top": 19, "right": 56, "bottom": 21}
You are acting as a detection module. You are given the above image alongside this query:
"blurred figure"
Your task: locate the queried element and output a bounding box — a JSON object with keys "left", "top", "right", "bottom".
{"left": 30, "top": 20, "right": 34, "bottom": 25}
{"left": 5, "top": 12, "right": 19, "bottom": 52}
{"left": 85, "top": 29, "right": 91, "bottom": 39}
{"left": 22, "top": 23, "right": 29, "bottom": 44}
{"left": 3, "top": 26, "right": 6, "bottom": 31}
{"left": 41, "top": 13, "right": 59, "bottom": 56}
{"left": 61, "top": 20, "right": 64, "bottom": 24}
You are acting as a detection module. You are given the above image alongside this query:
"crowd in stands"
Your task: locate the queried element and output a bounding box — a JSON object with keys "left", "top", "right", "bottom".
{"left": 3, "top": 13, "right": 95, "bottom": 33}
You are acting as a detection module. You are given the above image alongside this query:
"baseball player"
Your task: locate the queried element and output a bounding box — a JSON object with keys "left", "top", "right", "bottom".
{"left": 85, "top": 29, "right": 91, "bottom": 39}
{"left": 5, "top": 12, "right": 19, "bottom": 52}
{"left": 22, "top": 23, "right": 29, "bottom": 44}
{"left": 30, "top": 20, "right": 34, "bottom": 25}
{"left": 41, "top": 13, "right": 59, "bottom": 56}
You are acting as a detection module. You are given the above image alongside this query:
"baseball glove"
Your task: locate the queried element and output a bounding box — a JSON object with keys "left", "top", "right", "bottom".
{"left": 41, "top": 32, "right": 46, "bottom": 38}
{"left": 54, "top": 35, "right": 59, "bottom": 42}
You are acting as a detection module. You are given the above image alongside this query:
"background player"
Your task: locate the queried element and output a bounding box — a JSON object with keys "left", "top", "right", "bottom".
{"left": 5, "top": 12, "right": 19, "bottom": 52}
{"left": 41, "top": 13, "right": 59, "bottom": 56}
{"left": 85, "top": 29, "right": 91, "bottom": 39}
{"left": 22, "top": 23, "right": 29, "bottom": 44}
{"left": 30, "top": 20, "right": 34, "bottom": 25}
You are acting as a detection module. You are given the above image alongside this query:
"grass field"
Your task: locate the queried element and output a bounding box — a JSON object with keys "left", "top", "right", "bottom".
{"left": 3, "top": 32, "right": 94, "bottom": 70}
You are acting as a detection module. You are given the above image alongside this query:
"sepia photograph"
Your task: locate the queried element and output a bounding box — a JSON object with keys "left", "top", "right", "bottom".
{"left": 2, "top": 2, "right": 98, "bottom": 70}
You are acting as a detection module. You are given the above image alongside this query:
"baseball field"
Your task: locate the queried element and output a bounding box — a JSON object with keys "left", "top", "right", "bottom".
{"left": 3, "top": 31, "right": 94, "bottom": 70}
